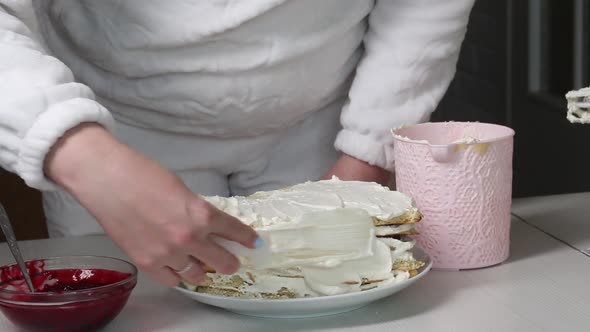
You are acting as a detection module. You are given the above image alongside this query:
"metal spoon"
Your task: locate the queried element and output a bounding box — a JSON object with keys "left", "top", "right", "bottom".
{"left": 0, "top": 204, "right": 35, "bottom": 293}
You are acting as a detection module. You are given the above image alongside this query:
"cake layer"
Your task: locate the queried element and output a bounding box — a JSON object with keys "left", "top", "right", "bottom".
{"left": 205, "top": 176, "right": 420, "bottom": 228}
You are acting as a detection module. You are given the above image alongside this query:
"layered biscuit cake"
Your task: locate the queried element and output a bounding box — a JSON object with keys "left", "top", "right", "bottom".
{"left": 184, "top": 176, "right": 425, "bottom": 298}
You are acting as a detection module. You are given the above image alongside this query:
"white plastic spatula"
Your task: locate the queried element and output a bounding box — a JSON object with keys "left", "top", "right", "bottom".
{"left": 213, "top": 208, "right": 376, "bottom": 270}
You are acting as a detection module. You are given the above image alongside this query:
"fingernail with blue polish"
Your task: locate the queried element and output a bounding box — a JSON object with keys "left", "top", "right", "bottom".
{"left": 254, "top": 236, "right": 265, "bottom": 249}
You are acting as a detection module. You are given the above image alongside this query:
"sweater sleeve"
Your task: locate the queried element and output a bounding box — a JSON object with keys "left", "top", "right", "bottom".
{"left": 335, "top": 0, "right": 475, "bottom": 171}
{"left": 0, "top": 0, "right": 115, "bottom": 191}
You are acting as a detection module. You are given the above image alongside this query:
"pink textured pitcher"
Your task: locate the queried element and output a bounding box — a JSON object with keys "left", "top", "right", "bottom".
{"left": 393, "top": 122, "right": 515, "bottom": 270}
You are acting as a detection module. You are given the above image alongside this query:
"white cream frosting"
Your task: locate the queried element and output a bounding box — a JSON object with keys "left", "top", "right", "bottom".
{"left": 199, "top": 177, "right": 420, "bottom": 297}
{"left": 224, "top": 208, "right": 377, "bottom": 270}
{"left": 377, "top": 237, "right": 416, "bottom": 258}
{"left": 196, "top": 239, "right": 413, "bottom": 298}
{"left": 301, "top": 239, "right": 393, "bottom": 295}
{"left": 374, "top": 224, "right": 416, "bottom": 236}
{"left": 205, "top": 176, "right": 416, "bottom": 227}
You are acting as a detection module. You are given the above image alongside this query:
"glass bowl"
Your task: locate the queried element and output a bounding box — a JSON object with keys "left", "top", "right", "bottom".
{"left": 0, "top": 255, "right": 137, "bottom": 332}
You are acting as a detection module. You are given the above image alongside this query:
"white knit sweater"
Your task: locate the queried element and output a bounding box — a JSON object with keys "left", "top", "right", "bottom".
{"left": 0, "top": 0, "right": 474, "bottom": 190}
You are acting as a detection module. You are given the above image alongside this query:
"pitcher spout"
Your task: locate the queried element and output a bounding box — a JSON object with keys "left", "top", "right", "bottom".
{"left": 429, "top": 144, "right": 457, "bottom": 163}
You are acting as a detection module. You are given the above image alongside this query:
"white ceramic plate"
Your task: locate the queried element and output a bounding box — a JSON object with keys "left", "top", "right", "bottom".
{"left": 174, "top": 246, "right": 431, "bottom": 318}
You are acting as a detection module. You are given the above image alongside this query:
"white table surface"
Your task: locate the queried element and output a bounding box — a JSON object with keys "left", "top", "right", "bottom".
{"left": 1, "top": 207, "right": 590, "bottom": 331}
{"left": 513, "top": 192, "right": 590, "bottom": 256}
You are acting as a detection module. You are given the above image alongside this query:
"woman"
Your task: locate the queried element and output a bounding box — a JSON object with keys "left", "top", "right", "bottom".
{"left": 0, "top": 0, "right": 474, "bottom": 286}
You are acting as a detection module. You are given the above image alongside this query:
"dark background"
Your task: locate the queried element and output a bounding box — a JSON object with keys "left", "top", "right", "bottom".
{"left": 2, "top": 0, "right": 589, "bottom": 240}
{"left": 432, "top": 0, "right": 590, "bottom": 197}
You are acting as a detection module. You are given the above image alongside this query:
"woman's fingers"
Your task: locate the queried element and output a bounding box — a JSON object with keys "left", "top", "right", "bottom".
{"left": 186, "top": 239, "right": 240, "bottom": 275}
{"left": 168, "top": 256, "right": 206, "bottom": 285}
{"left": 188, "top": 199, "right": 259, "bottom": 248}
{"left": 147, "top": 266, "right": 182, "bottom": 287}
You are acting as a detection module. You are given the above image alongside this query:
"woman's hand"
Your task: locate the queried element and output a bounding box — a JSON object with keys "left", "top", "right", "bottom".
{"left": 45, "top": 124, "right": 258, "bottom": 286}
{"left": 323, "top": 154, "right": 391, "bottom": 186}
